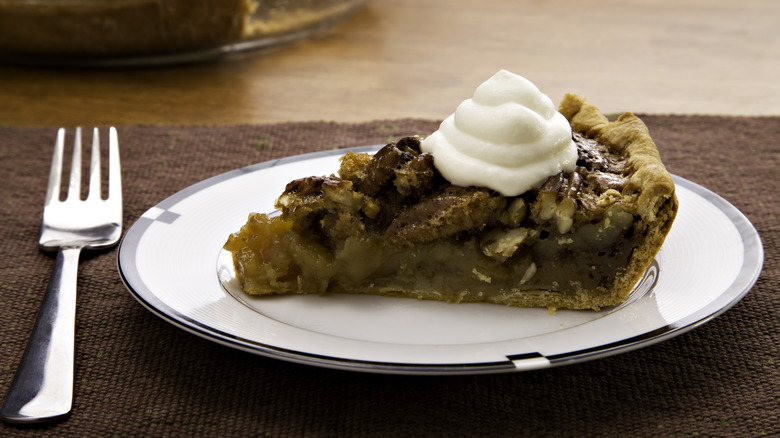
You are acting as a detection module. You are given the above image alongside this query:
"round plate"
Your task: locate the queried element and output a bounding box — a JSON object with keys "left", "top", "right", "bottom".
{"left": 118, "top": 146, "right": 763, "bottom": 375}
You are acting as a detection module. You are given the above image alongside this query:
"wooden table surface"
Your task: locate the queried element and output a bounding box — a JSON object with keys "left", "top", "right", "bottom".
{"left": 1, "top": 0, "right": 778, "bottom": 126}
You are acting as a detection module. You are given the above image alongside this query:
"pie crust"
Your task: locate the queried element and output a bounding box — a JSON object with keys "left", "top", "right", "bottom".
{"left": 224, "top": 94, "right": 678, "bottom": 310}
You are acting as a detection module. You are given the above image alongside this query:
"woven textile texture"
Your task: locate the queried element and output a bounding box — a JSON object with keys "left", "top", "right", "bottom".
{"left": 0, "top": 117, "right": 777, "bottom": 437}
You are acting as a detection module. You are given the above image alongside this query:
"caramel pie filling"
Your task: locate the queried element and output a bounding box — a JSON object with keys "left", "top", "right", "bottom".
{"left": 224, "top": 127, "right": 677, "bottom": 310}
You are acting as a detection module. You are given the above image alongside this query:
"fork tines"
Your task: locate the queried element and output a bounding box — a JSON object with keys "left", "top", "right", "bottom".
{"left": 46, "top": 127, "right": 120, "bottom": 205}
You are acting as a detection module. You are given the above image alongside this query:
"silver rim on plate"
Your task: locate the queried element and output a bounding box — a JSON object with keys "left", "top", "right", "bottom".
{"left": 118, "top": 146, "right": 763, "bottom": 375}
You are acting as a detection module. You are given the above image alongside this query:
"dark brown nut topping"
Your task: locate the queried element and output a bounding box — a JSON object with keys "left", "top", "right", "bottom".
{"left": 394, "top": 136, "right": 423, "bottom": 154}
{"left": 280, "top": 176, "right": 355, "bottom": 207}
{"left": 537, "top": 171, "right": 581, "bottom": 202}
{"left": 394, "top": 152, "right": 435, "bottom": 197}
{"left": 574, "top": 132, "right": 609, "bottom": 172}
{"left": 356, "top": 141, "right": 417, "bottom": 196}
{"left": 563, "top": 172, "right": 583, "bottom": 201}
{"left": 386, "top": 186, "right": 506, "bottom": 246}
{"left": 279, "top": 132, "right": 638, "bottom": 250}
{"left": 539, "top": 172, "right": 565, "bottom": 194}
{"left": 283, "top": 175, "right": 327, "bottom": 198}
{"left": 531, "top": 171, "right": 582, "bottom": 233}
{"left": 587, "top": 170, "right": 628, "bottom": 192}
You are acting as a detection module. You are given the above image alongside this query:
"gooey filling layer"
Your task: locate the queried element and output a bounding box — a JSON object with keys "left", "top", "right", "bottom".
{"left": 224, "top": 134, "right": 643, "bottom": 300}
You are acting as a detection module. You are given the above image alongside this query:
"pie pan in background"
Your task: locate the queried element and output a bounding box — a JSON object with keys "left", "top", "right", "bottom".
{"left": 0, "top": 0, "right": 367, "bottom": 66}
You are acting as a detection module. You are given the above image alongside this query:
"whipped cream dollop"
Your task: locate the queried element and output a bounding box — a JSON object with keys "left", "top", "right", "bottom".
{"left": 420, "top": 70, "right": 578, "bottom": 196}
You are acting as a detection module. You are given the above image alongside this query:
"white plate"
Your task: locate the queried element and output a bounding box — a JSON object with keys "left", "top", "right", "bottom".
{"left": 118, "top": 146, "right": 763, "bottom": 375}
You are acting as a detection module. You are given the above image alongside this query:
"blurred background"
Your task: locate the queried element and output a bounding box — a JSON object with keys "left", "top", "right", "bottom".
{"left": 0, "top": 3, "right": 776, "bottom": 436}
{"left": 0, "top": 0, "right": 777, "bottom": 126}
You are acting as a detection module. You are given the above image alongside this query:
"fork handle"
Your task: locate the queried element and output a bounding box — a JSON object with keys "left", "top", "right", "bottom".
{"left": 2, "top": 248, "right": 81, "bottom": 424}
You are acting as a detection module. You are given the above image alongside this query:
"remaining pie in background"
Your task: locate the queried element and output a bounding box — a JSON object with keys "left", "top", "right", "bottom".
{"left": 224, "top": 70, "right": 678, "bottom": 310}
{"left": 0, "top": 0, "right": 364, "bottom": 57}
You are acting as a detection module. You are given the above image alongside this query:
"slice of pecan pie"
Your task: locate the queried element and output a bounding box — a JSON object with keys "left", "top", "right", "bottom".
{"left": 224, "top": 92, "right": 677, "bottom": 311}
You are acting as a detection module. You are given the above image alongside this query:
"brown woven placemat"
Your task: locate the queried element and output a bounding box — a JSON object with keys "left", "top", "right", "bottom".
{"left": 0, "top": 117, "right": 777, "bottom": 437}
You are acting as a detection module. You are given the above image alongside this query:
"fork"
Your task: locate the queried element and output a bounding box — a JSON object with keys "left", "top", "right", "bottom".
{"left": 1, "top": 127, "right": 122, "bottom": 424}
